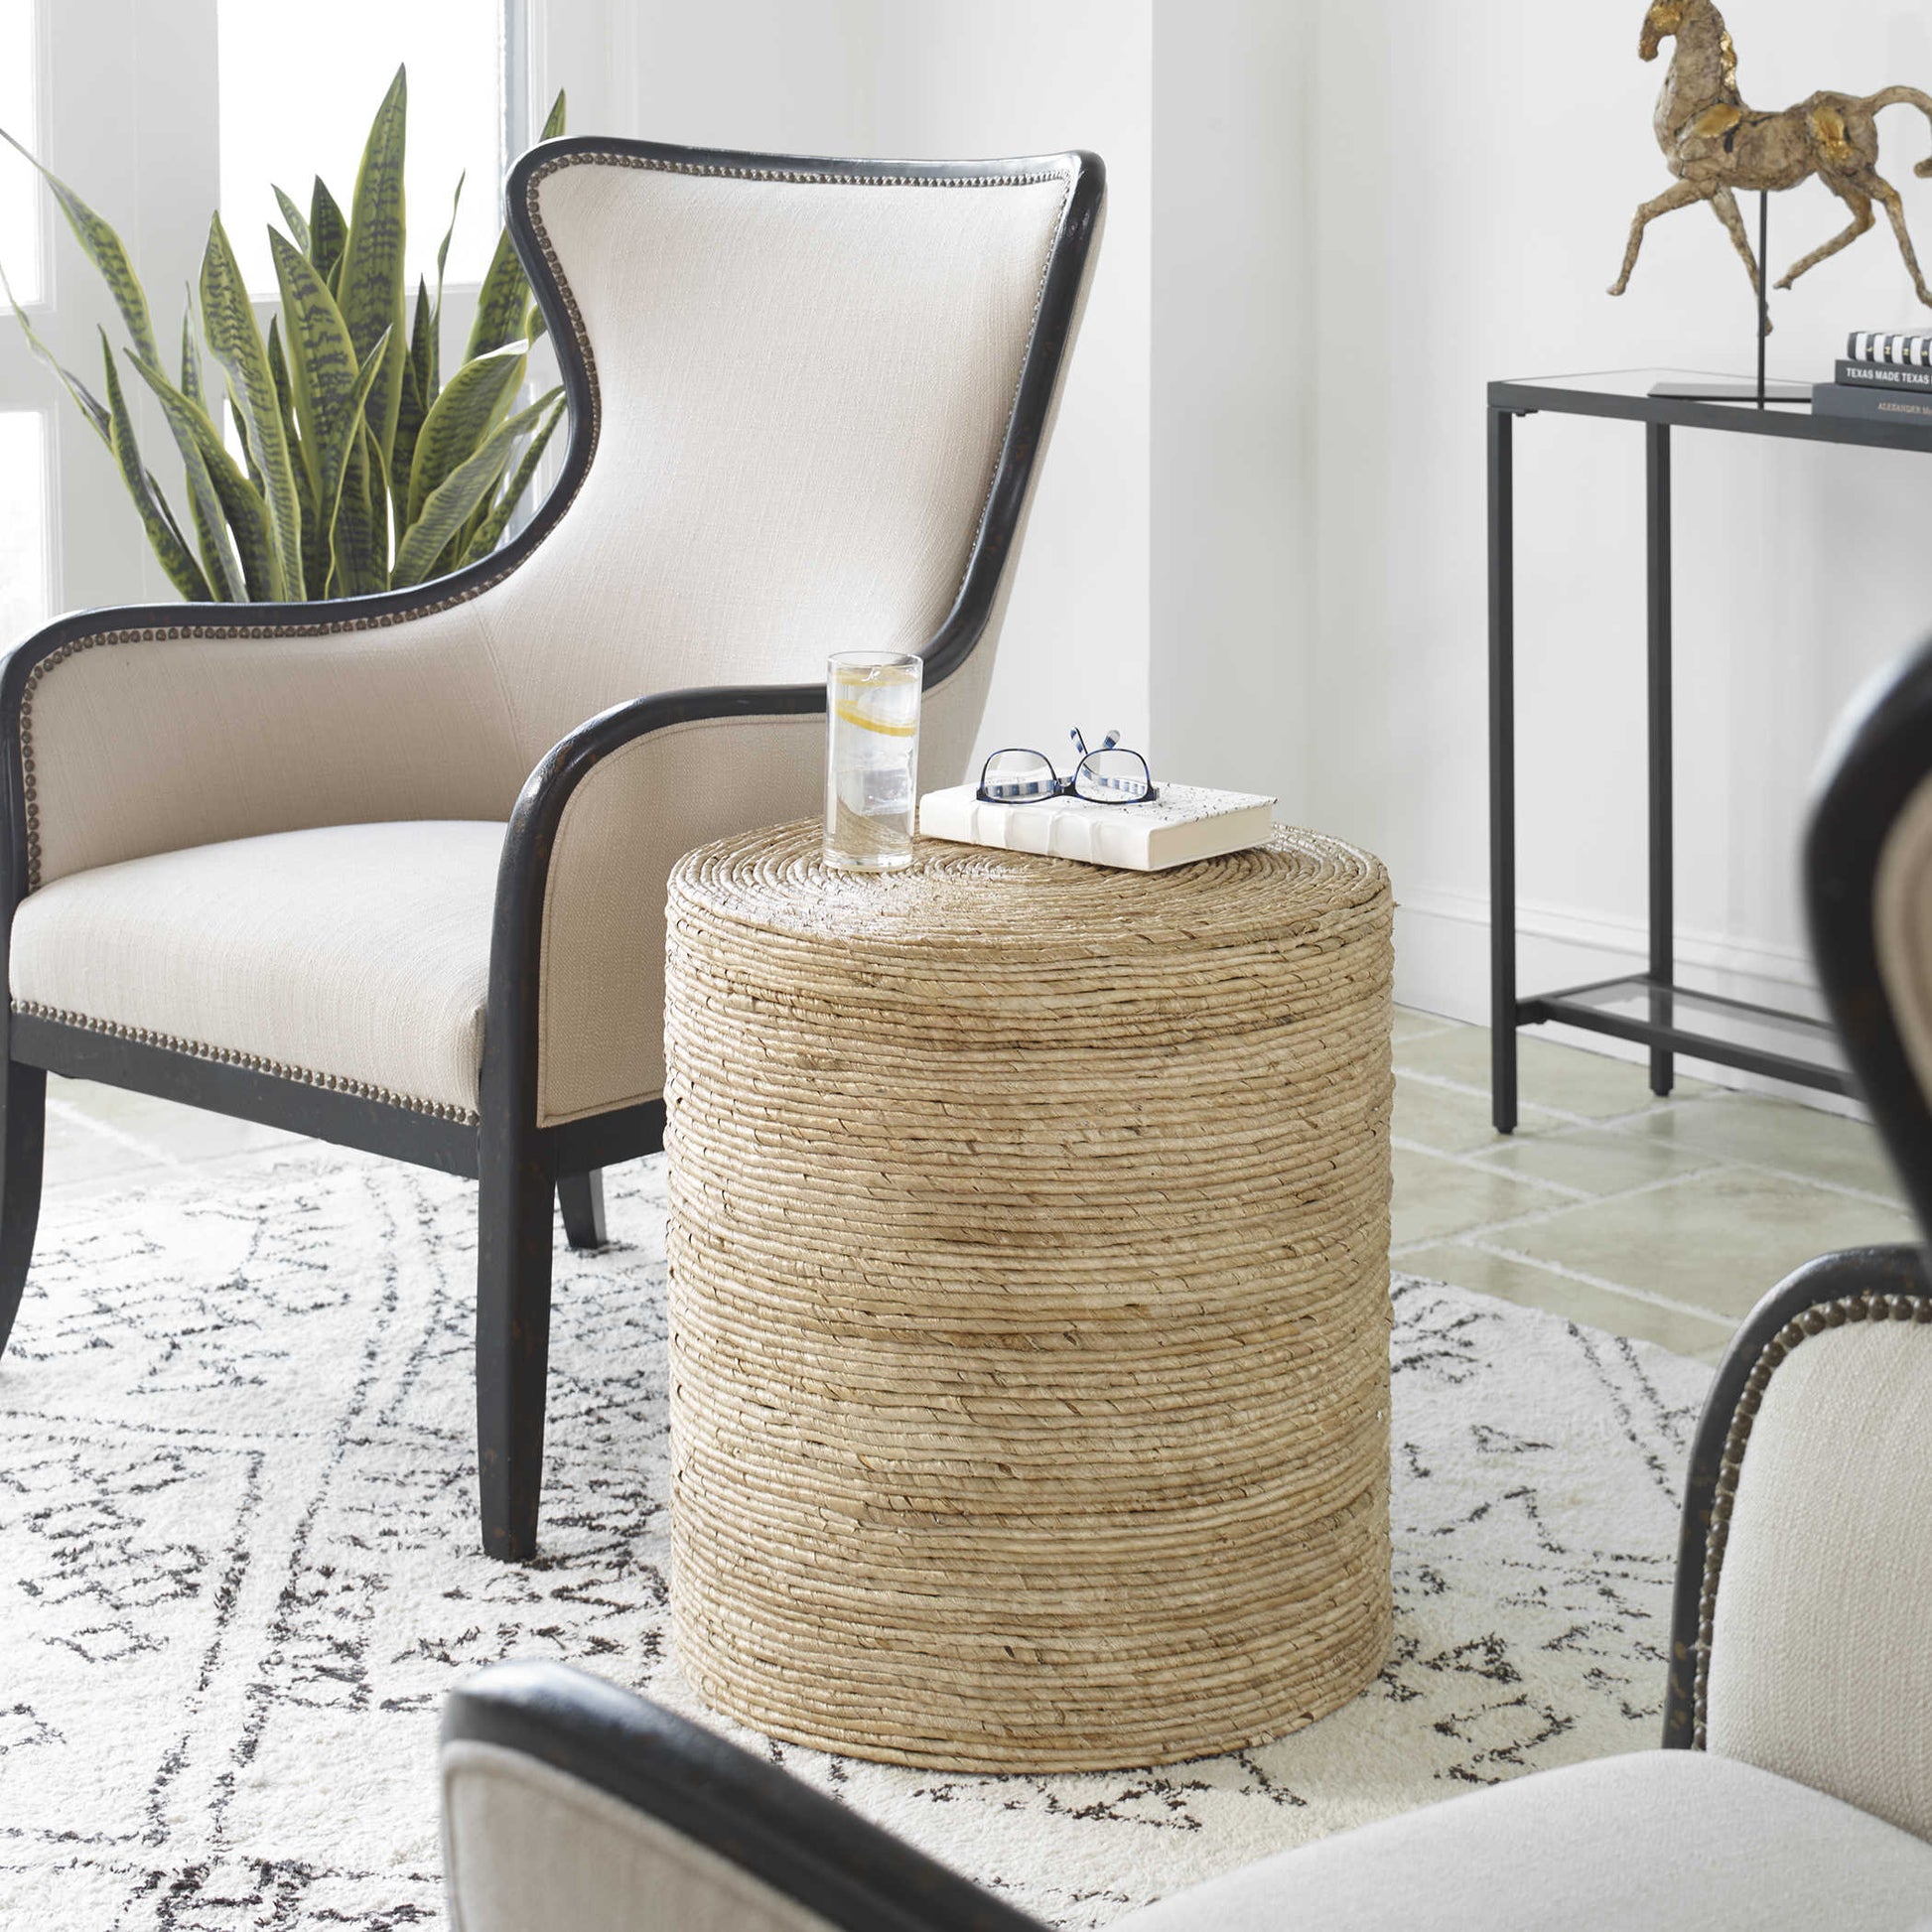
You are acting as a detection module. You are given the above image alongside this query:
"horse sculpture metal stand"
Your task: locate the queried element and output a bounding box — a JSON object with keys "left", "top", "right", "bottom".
{"left": 1614, "top": 0, "right": 1932, "bottom": 405}
{"left": 1652, "top": 190, "right": 1807, "bottom": 406}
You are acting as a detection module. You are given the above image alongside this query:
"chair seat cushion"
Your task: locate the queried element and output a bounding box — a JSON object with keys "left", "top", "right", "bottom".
{"left": 10, "top": 821, "right": 504, "bottom": 1118}
{"left": 1111, "top": 1749, "right": 1932, "bottom": 1931}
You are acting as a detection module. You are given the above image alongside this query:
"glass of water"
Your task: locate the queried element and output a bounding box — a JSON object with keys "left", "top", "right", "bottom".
{"left": 824, "top": 650, "right": 922, "bottom": 873}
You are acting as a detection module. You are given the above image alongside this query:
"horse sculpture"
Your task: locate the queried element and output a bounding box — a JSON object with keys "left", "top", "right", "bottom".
{"left": 1611, "top": 0, "right": 1932, "bottom": 316}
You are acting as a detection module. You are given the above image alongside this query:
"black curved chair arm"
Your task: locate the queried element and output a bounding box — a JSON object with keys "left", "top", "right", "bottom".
{"left": 1806, "top": 628, "right": 1932, "bottom": 1238}
{"left": 1662, "top": 1242, "right": 1931, "bottom": 1749}
{"left": 442, "top": 1661, "right": 1046, "bottom": 1932}
{"left": 480, "top": 678, "right": 826, "bottom": 1140}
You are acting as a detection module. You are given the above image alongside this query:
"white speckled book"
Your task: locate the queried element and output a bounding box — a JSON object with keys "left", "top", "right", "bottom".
{"left": 917, "top": 782, "right": 1277, "bottom": 872}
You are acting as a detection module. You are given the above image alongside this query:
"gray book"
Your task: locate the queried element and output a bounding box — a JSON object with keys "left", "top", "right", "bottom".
{"left": 1812, "top": 382, "right": 1932, "bottom": 426}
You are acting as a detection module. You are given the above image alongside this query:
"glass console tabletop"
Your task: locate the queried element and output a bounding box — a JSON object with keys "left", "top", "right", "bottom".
{"left": 1490, "top": 367, "right": 1932, "bottom": 455}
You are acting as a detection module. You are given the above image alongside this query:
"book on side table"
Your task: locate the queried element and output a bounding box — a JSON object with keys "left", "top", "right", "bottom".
{"left": 918, "top": 782, "right": 1277, "bottom": 872}
{"left": 1815, "top": 330, "right": 1932, "bottom": 424}
{"left": 1812, "top": 382, "right": 1932, "bottom": 427}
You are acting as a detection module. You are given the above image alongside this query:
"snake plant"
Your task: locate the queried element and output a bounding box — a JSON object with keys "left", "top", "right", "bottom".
{"left": 0, "top": 69, "right": 567, "bottom": 602}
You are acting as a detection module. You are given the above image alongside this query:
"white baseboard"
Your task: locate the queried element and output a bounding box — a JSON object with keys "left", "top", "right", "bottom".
{"left": 1394, "top": 888, "right": 1863, "bottom": 1117}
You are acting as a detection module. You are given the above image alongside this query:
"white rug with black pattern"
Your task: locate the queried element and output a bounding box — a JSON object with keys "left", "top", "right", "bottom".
{"left": 0, "top": 1150, "right": 1713, "bottom": 1929}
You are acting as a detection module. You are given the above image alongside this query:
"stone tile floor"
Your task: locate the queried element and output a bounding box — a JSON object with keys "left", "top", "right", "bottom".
{"left": 37, "top": 1006, "right": 1917, "bottom": 1369}
{"left": 1391, "top": 1008, "right": 1913, "bottom": 1364}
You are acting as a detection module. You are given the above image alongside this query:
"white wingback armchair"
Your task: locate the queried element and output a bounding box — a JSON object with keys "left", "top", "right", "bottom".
{"left": 435, "top": 627, "right": 1932, "bottom": 1922}
{"left": 0, "top": 137, "right": 1105, "bottom": 1558}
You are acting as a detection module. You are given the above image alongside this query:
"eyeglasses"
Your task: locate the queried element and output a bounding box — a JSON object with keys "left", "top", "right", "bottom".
{"left": 977, "top": 728, "right": 1158, "bottom": 805}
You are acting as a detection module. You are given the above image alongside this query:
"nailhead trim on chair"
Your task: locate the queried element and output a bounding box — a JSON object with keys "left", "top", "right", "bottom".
{"left": 16, "top": 151, "right": 1078, "bottom": 896}
{"left": 1692, "top": 1287, "right": 1932, "bottom": 1745}
{"left": 10, "top": 1001, "right": 481, "bottom": 1125}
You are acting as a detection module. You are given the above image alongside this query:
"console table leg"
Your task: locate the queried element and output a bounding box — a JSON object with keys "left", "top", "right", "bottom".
{"left": 1646, "top": 422, "right": 1675, "bottom": 1098}
{"left": 1489, "top": 406, "right": 1519, "bottom": 1134}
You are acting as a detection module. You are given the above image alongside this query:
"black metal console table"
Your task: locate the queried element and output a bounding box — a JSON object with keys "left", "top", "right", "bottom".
{"left": 1488, "top": 367, "right": 1932, "bottom": 1134}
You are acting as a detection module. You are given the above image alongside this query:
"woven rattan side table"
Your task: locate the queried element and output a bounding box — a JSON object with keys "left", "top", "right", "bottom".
{"left": 663, "top": 820, "right": 1395, "bottom": 1772}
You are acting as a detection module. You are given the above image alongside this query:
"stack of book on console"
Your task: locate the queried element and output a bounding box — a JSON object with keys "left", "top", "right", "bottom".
{"left": 919, "top": 782, "right": 1276, "bottom": 872}
{"left": 1813, "top": 330, "right": 1932, "bottom": 427}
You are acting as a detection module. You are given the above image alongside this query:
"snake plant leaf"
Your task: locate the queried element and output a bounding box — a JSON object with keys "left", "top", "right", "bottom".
{"left": 439, "top": 387, "right": 558, "bottom": 578}
{"left": 143, "top": 373, "right": 280, "bottom": 601}
{"left": 319, "top": 329, "right": 391, "bottom": 596}
{"left": 338, "top": 66, "right": 409, "bottom": 466}
{"left": 226, "top": 384, "right": 266, "bottom": 499}
{"left": 332, "top": 432, "right": 387, "bottom": 596}
{"left": 394, "top": 355, "right": 424, "bottom": 546}
{"left": 269, "top": 227, "right": 363, "bottom": 499}
{"left": 98, "top": 331, "right": 210, "bottom": 600}
{"left": 464, "top": 231, "right": 529, "bottom": 363}
{"left": 409, "top": 272, "right": 434, "bottom": 407}
{"left": 464, "top": 94, "right": 562, "bottom": 364}
{"left": 1, "top": 126, "right": 161, "bottom": 369}
{"left": 406, "top": 340, "right": 525, "bottom": 528}
{"left": 461, "top": 392, "right": 564, "bottom": 565}
{"left": 268, "top": 314, "right": 327, "bottom": 596}
{"left": 180, "top": 298, "right": 205, "bottom": 406}
{"left": 394, "top": 274, "right": 434, "bottom": 522}
{"left": 183, "top": 377, "right": 281, "bottom": 600}
{"left": 122, "top": 350, "right": 246, "bottom": 602}
{"left": 362, "top": 423, "right": 389, "bottom": 579}
{"left": 309, "top": 176, "right": 348, "bottom": 285}
{"left": 3, "top": 260, "right": 111, "bottom": 444}
{"left": 273, "top": 186, "right": 312, "bottom": 255}
{"left": 431, "top": 174, "right": 461, "bottom": 375}
{"left": 391, "top": 393, "right": 550, "bottom": 588}
{"left": 201, "top": 212, "right": 305, "bottom": 599}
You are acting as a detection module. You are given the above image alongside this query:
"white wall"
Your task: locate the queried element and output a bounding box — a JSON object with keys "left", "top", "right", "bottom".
{"left": 1151, "top": 0, "right": 1311, "bottom": 812}
{"left": 1305, "top": 0, "right": 1932, "bottom": 1045}
{"left": 531, "top": 0, "right": 1153, "bottom": 769}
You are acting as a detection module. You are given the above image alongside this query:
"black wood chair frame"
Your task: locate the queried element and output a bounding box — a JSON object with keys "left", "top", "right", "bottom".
{"left": 0, "top": 135, "right": 1105, "bottom": 1562}
{"left": 444, "top": 1661, "right": 1047, "bottom": 1932}
{"left": 1663, "top": 626, "right": 1932, "bottom": 1746}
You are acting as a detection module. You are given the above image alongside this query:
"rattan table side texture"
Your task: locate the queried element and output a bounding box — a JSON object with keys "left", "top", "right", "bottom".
{"left": 664, "top": 820, "right": 1396, "bottom": 1772}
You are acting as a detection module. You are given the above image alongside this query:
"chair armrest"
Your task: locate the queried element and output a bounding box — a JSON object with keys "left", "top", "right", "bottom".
{"left": 1665, "top": 1244, "right": 1932, "bottom": 1835}
{"left": 441, "top": 1663, "right": 1044, "bottom": 1932}
{"left": 483, "top": 683, "right": 824, "bottom": 1132}
{"left": 1, "top": 597, "right": 519, "bottom": 895}
{"left": 493, "top": 648, "right": 1006, "bottom": 1129}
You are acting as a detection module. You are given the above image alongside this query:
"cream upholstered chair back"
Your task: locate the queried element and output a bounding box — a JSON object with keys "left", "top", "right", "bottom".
{"left": 23, "top": 145, "right": 1101, "bottom": 890}
{"left": 484, "top": 152, "right": 1087, "bottom": 783}
{"left": 1665, "top": 631, "right": 1932, "bottom": 1841}
{"left": 1695, "top": 1297, "right": 1932, "bottom": 1840}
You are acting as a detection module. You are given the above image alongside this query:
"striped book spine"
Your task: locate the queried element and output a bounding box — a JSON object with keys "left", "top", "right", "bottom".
{"left": 1836, "top": 356, "right": 1932, "bottom": 391}
{"left": 1847, "top": 330, "right": 1932, "bottom": 367}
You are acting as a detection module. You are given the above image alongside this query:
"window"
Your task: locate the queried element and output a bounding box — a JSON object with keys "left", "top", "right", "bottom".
{"left": 0, "top": 411, "right": 48, "bottom": 637}
{"left": 0, "top": 0, "right": 41, "bottom": 303}
{"left": 217, "top": 0, "right": 503, "bottom": 297}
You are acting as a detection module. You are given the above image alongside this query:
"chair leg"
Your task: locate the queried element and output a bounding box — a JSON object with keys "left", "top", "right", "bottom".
{"left": 556, "top": 1168, "right": 608, "bottom": 1250}
{"left": 0, "top": 1060, "right": 44, "bottom": 1359}
{"left": 476, "top": 1138, "right": 554, "bottom": 1561}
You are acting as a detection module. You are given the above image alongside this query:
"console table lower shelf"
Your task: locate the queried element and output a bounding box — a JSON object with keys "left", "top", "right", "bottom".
{"left": 1517, "top": 973, "right": 1848, "bottom": 1097}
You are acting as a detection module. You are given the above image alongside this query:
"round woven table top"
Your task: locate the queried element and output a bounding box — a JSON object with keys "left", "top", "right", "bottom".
{"left": 669, "top": 819, "right": 1391, "bottom": 958}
